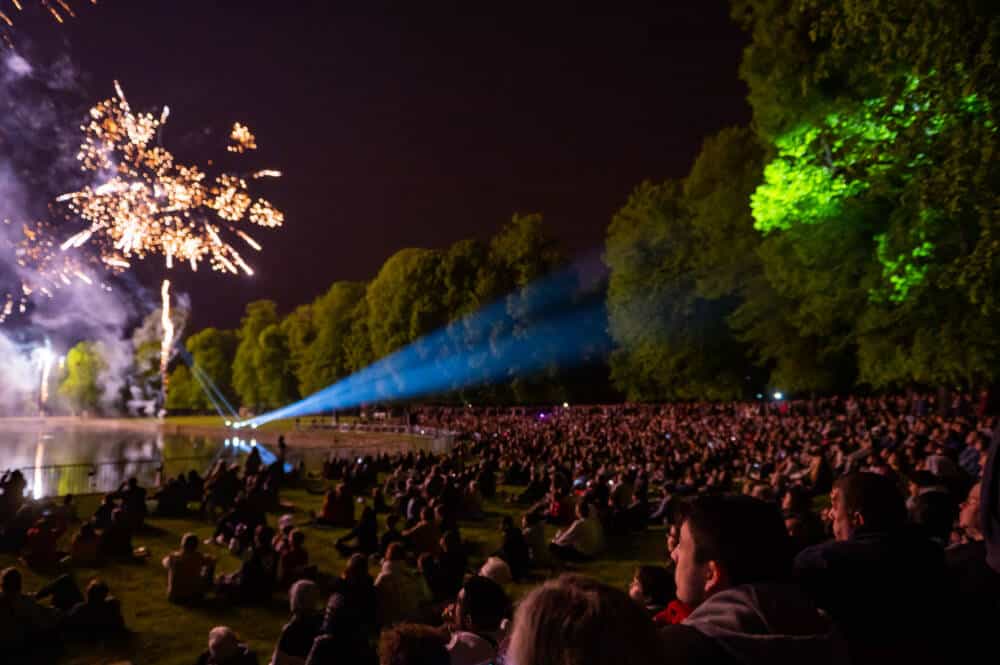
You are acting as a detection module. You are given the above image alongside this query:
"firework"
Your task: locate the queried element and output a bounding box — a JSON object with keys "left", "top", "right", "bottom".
{"left": 1, "top": 1, "right": 96, "bottom": 48}
{"left": 1, "top": 219, "right": 113, "bottom": 323}
{"left": 160, "top": 279, "right": 174, "bottom": 400}
{"left": 38, "top": 340, "right": 53, "bottom": 407}
{"left": 58, "top": 82, "right": 284, "bottom": 278}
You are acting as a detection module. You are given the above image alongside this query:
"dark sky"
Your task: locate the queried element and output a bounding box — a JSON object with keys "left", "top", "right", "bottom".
{"left": 18, "top": 0, "right": 750, "bottom": 331}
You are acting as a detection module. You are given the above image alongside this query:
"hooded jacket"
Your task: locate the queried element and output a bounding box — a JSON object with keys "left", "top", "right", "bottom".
{"left": 660, "top": 583, "right": 848, "bottom": 665}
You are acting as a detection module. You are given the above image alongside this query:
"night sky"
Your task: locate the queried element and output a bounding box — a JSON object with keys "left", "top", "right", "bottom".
{"left": 14, "top": 0, "right": 750, "bottom": 331}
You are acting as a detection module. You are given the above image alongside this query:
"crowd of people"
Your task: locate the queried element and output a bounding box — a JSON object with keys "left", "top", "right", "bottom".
{"left": 0, "top": 390, "right": 997, "bottom": 664}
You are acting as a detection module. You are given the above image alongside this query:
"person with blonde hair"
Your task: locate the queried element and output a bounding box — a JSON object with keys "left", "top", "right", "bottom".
{"left": 507, "top": 574, "right": 663, "bottom": 665}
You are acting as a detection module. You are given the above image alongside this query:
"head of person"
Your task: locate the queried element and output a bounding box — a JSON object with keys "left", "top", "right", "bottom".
{"left": 421, "top": 506, "right": 434, "bottom": 523}
{"left": 289, "top": 579, "right": 320, "bottom": 616}
{"left": 829, "top": 472, "right": 906, "bottom": 541}
{"left": 959, "top": 481, "right": 983, "bottom": 540}
{"left": 455, "top": 575, "right": 509, "bottom": 632}
{"left": 1, "top": 567, "right": 22, "bottom": 596}
{"left": 343, "top": 553, "right": 370, "bottom": 582}
{"left": 509, "top": 574, "right": 664, "bottom": 665}
{"left": 79, "top": 522, "right": 96, "bottom": 540}
{"left": 86, "top": 579, "right": 110, "bottom": 604}
{"left": 576, "top": 501, "right": 591, "bottom": 521}
{"left": 386, "top": 512, "right": 400, "bottom": 530}
{"left": 290, "top": 528, "right": 305, "bottom": 549}
{"left": 441, "top": 530, "right": 461, "bottom": 554}
{"left": 671, "top": 495, "right": 792, "bottom": 609}
{"left": 181, "top": 532, "right": 199, "bottom": 553}
{"left": 629, "top": 565, "right": 673, "bottom": 608}
{"left": 207, "top": 626, "right": 241, "bottom": 661}
{"left": 379, "top": 623, "right": 449, "bottom": 665}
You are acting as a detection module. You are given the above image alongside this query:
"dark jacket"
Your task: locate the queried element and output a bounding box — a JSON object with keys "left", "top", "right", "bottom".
{"left": 794, "top": 528, "right": 948, "bottom": 662}
{"left": 660, "top": 583, "right": 848, "bottom": 665}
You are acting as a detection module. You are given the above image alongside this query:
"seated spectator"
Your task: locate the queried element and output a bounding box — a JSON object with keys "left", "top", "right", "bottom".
{"left": 508, "top": 574, "right": 664, "bottom": 665}
{"left": 315, "top": 485, "right": 355, "bottom": 528}
{"left": 781, "top": 486, "right": 826, "bottom": 552}
{"left": 378, "top": 623, "right": 449, "bottom": 665}
{"left": 270, "top": 580, "right": 322, "bottom": 665}
{"left": 162, "top": 533, "right": 216, "bottom": 604}
{"left": 478, "top": 556, "right": 513, "bottom": 587}
{"left": 0, "top": 567, "right": 59, "bottom": 654}
{"left": 379, "top": 513, "right": 404, "bottom": 558}
{"left": 493, "top": 516, "right": 530, "bottom": 580}
{"left": 549, "top": 501, "right": 605, "bottom": 562}
{"left": 196, "top": 626, "right": 259, "bottom": 665}
{"left": 375, "top": 543, "right": 432, "bottom": 627}
{"left": 113, "top": 477, "right": 148, "bottom": 529}
{"left": 217, "top": 525, "right": 278, "bottom": 604}
{"left": 305, "top": 592, "right": 377, "bottom": 665}
{"left": 425, "top": 531, "right": 467, "bottom": 602}
{"left": 335, "top": 506, "right": 378, "bottom": 556}
{"left": 663, "top": 495, "right": 844, "bottom": 664}
{"left": 98, "top": 508, "right": 135, "bottom": 559}
{"left": 628, "top": 565, "right": 673, "bottom": 618}
{"left": 445, "top": 575, "right": 510, "bottom": 665}
{"left": 795, "top": 473, "right": 947, "bottom": 663}
{"left": 34, "top": 573, "right": 83, "bottom": 611}
{"left": 327, "top": 554, "right": 377, "bottom": 637}
{"left": 91, "top": 494, "right": 116, "bottom": 530}
{"left": 279, "top": 529, "right": 315, "bottom": 588}
{"left": 22, "top": 514, "right": 66, "bottom": 570}
{"left": 403, "top": 506, "right": 442, "bottom": 556}
{"left": 521, "top": 512, "right": 551, "bottom": 567}
{"left": 64, "top": 578, "right": 125, "bottom": 641}
{"left": 460, "top": 480, "right": 485, "bottom": 520}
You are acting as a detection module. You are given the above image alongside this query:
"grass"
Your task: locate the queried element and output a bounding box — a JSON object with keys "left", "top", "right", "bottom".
{"left": 0, "top": 483, "right": 667, "bottom": 665}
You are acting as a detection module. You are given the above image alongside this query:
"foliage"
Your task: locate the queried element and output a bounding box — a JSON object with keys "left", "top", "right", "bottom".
{"left": 58, "top": 341, "right": 106, "bottom": 413}
{"left": 232, "top": 300, "right": 280, "bottom": 411}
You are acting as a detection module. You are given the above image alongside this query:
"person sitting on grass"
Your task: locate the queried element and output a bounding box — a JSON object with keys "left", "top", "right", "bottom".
{"left": 378, "top": 623, "right": 449, "bottom": 665}
{"left": 507, "top": 574, "right": 665, "bottom": 665}
{"left": 335, "top": 506, "right": 378, "bottom": 556}
{"left": 662, "top": 495, "right": 846, "bottom": 665}
{"left": 403, "top": 506, "right": 442, "bottom": 556}
{"left": 279, "top": 529, "right": 315, "bottom": 588}
{"left": 22, "top": 514, "right": 66, "bottom": 570}
{"left": 315, "top": 484, "right": 356, "bottom": 528}
{"left": 375, "top": 543, "right": 432, "bottom": 627}
{"left": 217, "top": 525, "right": 278, "bottom": 605}
{"left": 196, "top": 626, "right": 259, "bottom": 665}
{"left": 0, "top": 567, "right": 59, "bottom": 655}
{"left": 270, "top": 580, "right": 322, "bottom": 665}
{"left": 628, "top": 564, "right": 674, "bottom": 619}
{"left": 327, "top": 553, "right": 378, "bottom": 638}
{"left": 64, "top": 578, "right": 125, "bottom": 642}
{"left": 162, "top": 532, "right": 216, "bottom": 604}
{"left": 379, "top": 512, "right": 404, "bottom": 558}
{"left": 98, "top": 508, "right": 136, "bottom": 560}
{"left": 305, "top": 592, "right": 377, "bottom": 665}
{"left": 549, "top": 501, "right": 604, "bottom": 562}
{"left": 445, "top": 575, "right": 511, "bottom": 665}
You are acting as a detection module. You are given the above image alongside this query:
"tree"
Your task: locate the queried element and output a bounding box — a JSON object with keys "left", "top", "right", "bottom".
{"left": 255, "top": 323, "right": 298, "bottom": 408}
{"left": 165, "top": 364, "right": 200, "bottom": 411}
{"left": 59, "top": 342, "right": 105, "bottom": 414}
{"left": 281, "top": 303, "right": 316, "bottom": 398}
{"left": 185, "top": 327, "right": 239, "bottom": 410}
{"left": 298, "top": 281, "right": 367, "bottom": 395}
{"left": 232, "top": 300, "right": 280, "bottom": 411}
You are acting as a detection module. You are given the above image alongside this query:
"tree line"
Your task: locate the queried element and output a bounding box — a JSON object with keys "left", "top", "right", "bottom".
{"left": 59, "top": 2, "right": 999, "bottom": 413}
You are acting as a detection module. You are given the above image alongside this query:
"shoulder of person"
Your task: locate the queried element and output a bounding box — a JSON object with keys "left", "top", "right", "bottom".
{"left": 659, "top": 623, "right": 733, "bottom": 665}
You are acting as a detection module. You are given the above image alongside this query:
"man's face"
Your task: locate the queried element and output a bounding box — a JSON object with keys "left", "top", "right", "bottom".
{"left": 829, "top": 487, "right": 854, "bottom": 542}
{"left": 959, "top": 483, "right": 981, "bottom": 535}
{"left": 672, "top": 521, "right": 710, "bottom": 608}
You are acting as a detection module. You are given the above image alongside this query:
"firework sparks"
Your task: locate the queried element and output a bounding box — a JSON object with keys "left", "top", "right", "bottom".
{"left": 1, "top": 1, "right": 96, "bottom": 47}
{"left": 58, "top": 82, "right": 284, "bottom": 278}
{"left": 38, "top": 341, "right": 53, "bottom": 407}
{"left": 160, "top": 279, "right": 174, "bottom": 401}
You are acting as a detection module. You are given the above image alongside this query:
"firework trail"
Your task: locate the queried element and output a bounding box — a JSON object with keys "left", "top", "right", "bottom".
{"left": 38, "top": 338, "right": 53, "bottom": 407}
{"left": 159, "top": 279, "right": 173, "bottom": 401}
{"left": 0, "top": 1, "right": 96, "bottom": 48}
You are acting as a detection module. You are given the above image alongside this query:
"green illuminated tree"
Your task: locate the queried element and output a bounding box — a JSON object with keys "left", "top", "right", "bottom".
{"left": 59, "top": 341, "right": 106, "bottom": 414}
{"left": 298, "top": 281, "right": 367, "bottom": 395}
{"left": 233, "top": 300, "right": 280, "bottom": 411}
{"left": 186, "top": 327, "right": 238, "bottom": 409}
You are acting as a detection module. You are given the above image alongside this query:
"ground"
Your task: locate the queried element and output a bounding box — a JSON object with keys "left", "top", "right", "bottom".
{"left": 0, "top": 481, "right": 667, "bottom": 665}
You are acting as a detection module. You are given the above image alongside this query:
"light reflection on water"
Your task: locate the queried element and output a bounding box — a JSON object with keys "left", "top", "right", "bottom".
{"left": 0, "top": 427, "right": 226, "bottom": 498}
